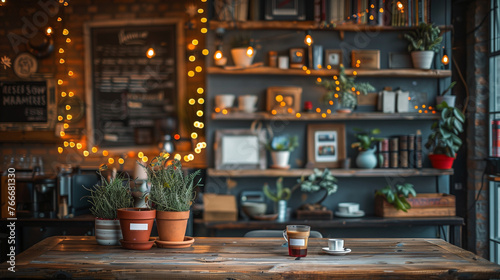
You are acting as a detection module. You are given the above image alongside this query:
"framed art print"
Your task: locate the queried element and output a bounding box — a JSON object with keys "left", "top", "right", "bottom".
{"left": 307, "top": 124, "right": 346, "bottom": 168}
{"left": 324, "top": 49, "right": 342, "bottom": 69}
{"left": 215, "top": 129, "right": 267, "bottom": 170}
{"left": 266, "top": 86, "right": 302, "bottom": 115}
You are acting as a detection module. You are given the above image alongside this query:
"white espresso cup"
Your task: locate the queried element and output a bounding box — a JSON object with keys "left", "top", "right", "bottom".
{"left": 337, "top": 202, "right": 360, "bottom": 214}
{"left": 238, "top": 95, "right": 258, "bottom": 113}
{"left": 328, "top": 239, "right": 344, "bottom": 251}
{"left": 215, "top": 94, "right": 235, "bottom": 109}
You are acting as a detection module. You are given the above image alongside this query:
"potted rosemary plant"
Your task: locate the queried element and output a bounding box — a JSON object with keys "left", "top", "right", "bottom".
{"left": 86, "top": 164, "right": 134, "bottom": 246}
{"left": 404, "top": 22, "right": 443, "bottom": 69}
{"left": 141, "top": 154, "right": 202, "bottom": 243}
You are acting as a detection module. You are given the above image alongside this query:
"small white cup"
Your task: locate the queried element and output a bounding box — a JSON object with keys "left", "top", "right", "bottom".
{"left": 215, "top": 94, "right": 235, "bottom": 109}
{"left": 337, "top": 202, "right": 360, "bottom": 214}
{"left": 328, "top": 239, "right": 344, "bottom": 251}
{"left": 238, "top": 95, "right": 258, "bottom": 113}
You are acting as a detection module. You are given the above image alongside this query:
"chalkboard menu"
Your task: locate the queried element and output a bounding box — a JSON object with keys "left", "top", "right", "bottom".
{"left": 0, "top": 80, "right": 49, "bottom": 123}
{"left": 85, "top": 19, "right": 185, "bottom": 148}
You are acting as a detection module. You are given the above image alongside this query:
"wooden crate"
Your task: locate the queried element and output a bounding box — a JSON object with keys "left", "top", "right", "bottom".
{"left": 296, "top": 210, "right": 333, "bottom": 220}
{"left": 375, "top": 193, "right": 456, "bottom": 218}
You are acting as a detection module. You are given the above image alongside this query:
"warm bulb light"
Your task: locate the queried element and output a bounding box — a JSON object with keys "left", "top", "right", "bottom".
{"left": 304, "top": 34, "right": 313, "bottom": 46}
{"left": 46, "top": 27, "right": 53, "bottom": 35}
{"left": 214, "top": 50, "right": 223, "bottom": 60}
{"left": 58, "top": 147, "right": 63, "bottom": 154}
{"left": 92, "top": 147, "right": 98, "bottom": 153}
{"left": 146, "top": 48, "right": 155, "bottom": 58}
{"left": 246, "top": 46, "right": 254, "bottom": 57}
{"left": 83, "top": 151, "right": 89, "bottom": 157}
{"left": 62, "top": 29, "right": 69, "bottom": 35}
{"left": 441, "top": 54, "right": 449, "bottom": 65}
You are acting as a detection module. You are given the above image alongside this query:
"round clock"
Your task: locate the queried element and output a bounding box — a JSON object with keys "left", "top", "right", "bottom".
{"left": 13, "top": 53, "right": 38, "bottom": 79}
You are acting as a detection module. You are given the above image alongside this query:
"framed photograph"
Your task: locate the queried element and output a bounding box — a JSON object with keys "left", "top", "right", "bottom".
{"left": 388, "top": 52, "right": 413, "bottom": 69}
{"left": 307, "top": 124, "right": 346, "bottom": 168}
{"left": 215, "top": 129, "right": 267, "bottom": 170}
{"left": 324, "top": 49, "right": 342, "bottom": 68}
{"left": 351, "top": 50, "right": 380, "bottom": 69}
{"left": 265, "top": 0, "right": 306, "bottom": 21}
{"left": 289, "top": 48, "right": 306, "bottom": 69}
{"left": 266, "top": 86, "right": 302, "bottom": 115}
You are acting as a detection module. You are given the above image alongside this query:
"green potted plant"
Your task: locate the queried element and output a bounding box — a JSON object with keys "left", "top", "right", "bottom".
{"left": 425, "top": 102, "right": 465, "bottom": 169}
{"left": 230, "top": 33, "right": 255, "bottom": 67}
{"left": 350, "top": 128, "right": 384, "bottom": 169}
{"left": 404, "top": 22, "right": 443, "bottom": 69}
{"left": 436, "top": 81, "right": 457, "bottom": 107}
{"left": 141, "top": 154, "right": 202, "bottom": 243}
{"left": 294, "top": 169, "right": 338, "bottom": 218}
{"left": 85, "top": 164, "right": 134, "bottom": 246}
{"left": 316, "top": 65, "right": 375, "bottom": 112}
{"left": 263, "top": 177, "right": 292, "bottom": 221}
{"left": 375, "top": 183, "right": 416, "bottom": 213}
{"left": 266, "top": 135, "right": 299, "bottom": 169}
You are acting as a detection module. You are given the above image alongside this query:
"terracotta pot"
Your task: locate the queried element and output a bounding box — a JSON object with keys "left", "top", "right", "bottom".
{"left": 117, "top": 208, "right": 156, "bottom": 242}
{"left": 156, "top": 210, "right": 190, "bottom": 242}
{"left": 95, "top": 218, "right": 122, "bottom": 246}
{"left": 429, "top": 154, "right": 455, "bottom": 169}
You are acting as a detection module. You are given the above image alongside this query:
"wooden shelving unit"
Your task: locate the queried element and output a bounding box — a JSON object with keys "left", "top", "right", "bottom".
{"left": 208, "top": 21, "right": 453, "bottom": 32}
{"left": 207, "top": 168, "right": 453, "bottom": 178}
{"left": 212, "top": 111, "right": 439, "bottom": 121}
{"left": 207, "top": 66, "right": 451, "bottom": 77}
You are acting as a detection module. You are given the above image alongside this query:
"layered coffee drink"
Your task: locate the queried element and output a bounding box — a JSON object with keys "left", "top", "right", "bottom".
{"left": 283, "top": 225, "right": 310, "bottom": 257}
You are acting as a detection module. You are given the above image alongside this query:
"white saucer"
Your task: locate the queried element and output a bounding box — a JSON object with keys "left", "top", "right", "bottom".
{"left": 335, "top": 210, "right": 365, "bottom": 218}
{"left": 322, "top": 247, "right": 351, "bottom": 255}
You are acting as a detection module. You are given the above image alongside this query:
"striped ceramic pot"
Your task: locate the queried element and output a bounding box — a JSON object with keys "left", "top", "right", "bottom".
{"left": 95, "top": 218, "right": 122, "bottom": 246}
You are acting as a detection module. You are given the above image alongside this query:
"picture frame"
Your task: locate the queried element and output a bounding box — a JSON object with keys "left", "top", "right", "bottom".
{"left": 265, "top": 0, "right": 306, "bottom": 21}
{"left": 266, "top": 86, "right": 302, "bottom": 115}
{"left": 351, "top": 50, "right": 380, "bottom": 69}
{"left": 388, "top": 52, "right": 413, "bottom": 69}
{"left": 215, "top": 129, "right": 267, "bottom": 170}
{"left": 324, "top": 49, "right": 342, "bottom": 69}
{"left": 289, "top": 48, "right": 306, "bottom": 69}
{"left": 307, "top": 124, "right": 346, "bottom": 168}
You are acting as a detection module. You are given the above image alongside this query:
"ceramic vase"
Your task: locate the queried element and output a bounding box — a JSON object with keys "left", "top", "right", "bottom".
{"left": 95, "top": 218, "right": 122, "bottom": 246}
{"left": 156, "top": 210, "right": 190, "bottom": 242}
{"left": 411, "top": 51, "right": 435, "bottom": 69}
{"left": 231, "top": 48, "right": 255, "bottom": 67}
{"left": 271, "top": 151, "right": 290, "bottom": 168}
{"left": 356, "top": 147, "right": 378, "bottom": 169}
{"left": 117, "top": 208, "right": 156, "bottom": 242}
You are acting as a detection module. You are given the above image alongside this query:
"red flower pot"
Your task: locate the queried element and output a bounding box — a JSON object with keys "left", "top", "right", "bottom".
{"left": 117, "top": 208, "right": 156, "bottom": 242}
{"left": 428, "top": 154, "right": 455, "bottom": 169}
{"left": 156, "top": 210, "right": 190, "bottom": 242}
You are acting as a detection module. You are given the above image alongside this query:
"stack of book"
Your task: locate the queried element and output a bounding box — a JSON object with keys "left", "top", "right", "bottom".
{"left": 378, "top": 130, "right": 423, "bottom": 168}
{"left": 325, "top": 0, "right": 432, "bottom": 27}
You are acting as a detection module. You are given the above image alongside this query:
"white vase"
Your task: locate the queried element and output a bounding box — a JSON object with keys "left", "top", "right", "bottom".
{"left": 95, "top": 218, "right": 122, "bottom": 246}
{"left": 411, "top": 51, "right": 435, "bottom": 69}
{"left": 231, "top": 48, "right": 255, "bottom": 68}
{"left": 271, "top": 151, "right": 290, "bottom": 168}
{"left": 436, "top": 95, "right": 456, "bottom": 107}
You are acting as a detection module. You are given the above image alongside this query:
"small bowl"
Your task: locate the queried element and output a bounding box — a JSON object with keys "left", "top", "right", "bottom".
{"left": 241, "top": 202, "right": 267, "bottom": 217}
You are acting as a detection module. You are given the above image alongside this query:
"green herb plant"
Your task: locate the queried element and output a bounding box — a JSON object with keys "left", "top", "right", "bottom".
{"left": 316, "top": 65, "right": 375, "bottom": 109}
{"left": 404, "top": 22, "right": 443, "bottom": 52}
{"left": 140, "top": 155, "right": 202, "bottom": 212}
{"left": 376, "top": 183, "right": 416, "bottom": 212}
{"left": 266, "top": 135, "right": 299, "bottom": 152}
{"left": 263, "top": 177, "right": 292, "bottom": 202}
{"left": 425, "top": 102, "right": 465, "bottom": 157}
{"left": 351, "top": 128, "right": 384, "bottom": 151}
{"left": 85, "top": 164, "right": 134, "bottom": 219}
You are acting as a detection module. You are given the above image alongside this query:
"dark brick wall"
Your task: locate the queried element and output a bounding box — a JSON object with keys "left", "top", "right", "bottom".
{"left": 0, "top": 0, "right": 206, "bottom": 173}
{"left": 464, "top": 0, "right": 490, "bottom": 258}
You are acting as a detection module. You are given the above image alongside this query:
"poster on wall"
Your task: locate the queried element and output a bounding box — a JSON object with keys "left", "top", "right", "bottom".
{"left": 84, "top": 18, "right": 185, "bottom": 148}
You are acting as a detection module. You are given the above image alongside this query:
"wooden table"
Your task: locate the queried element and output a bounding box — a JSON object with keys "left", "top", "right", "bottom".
{"left": 1, "top": 236, "right": 499, "bottom": 279}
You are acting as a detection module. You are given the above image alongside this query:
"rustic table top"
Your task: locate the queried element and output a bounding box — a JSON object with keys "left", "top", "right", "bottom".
{"left": 1, "top": 236, "right": 499, "bottom": 279}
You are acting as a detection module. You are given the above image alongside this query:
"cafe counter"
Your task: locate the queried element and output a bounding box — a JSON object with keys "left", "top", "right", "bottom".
{"left": 1, "top": 236, "right": 499, "bottom": 279}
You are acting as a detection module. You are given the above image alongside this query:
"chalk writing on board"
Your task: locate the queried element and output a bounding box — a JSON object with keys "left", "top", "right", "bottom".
{"left": 0, "top": 81, "right": 48, "bottom": 122}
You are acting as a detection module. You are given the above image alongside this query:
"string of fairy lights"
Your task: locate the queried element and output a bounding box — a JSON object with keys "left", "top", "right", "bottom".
{"left": 212, "top": 1, "right": 442, "bottom": 119}
{"left": 55, "top": 0, "right": 208, "bottom": 166}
